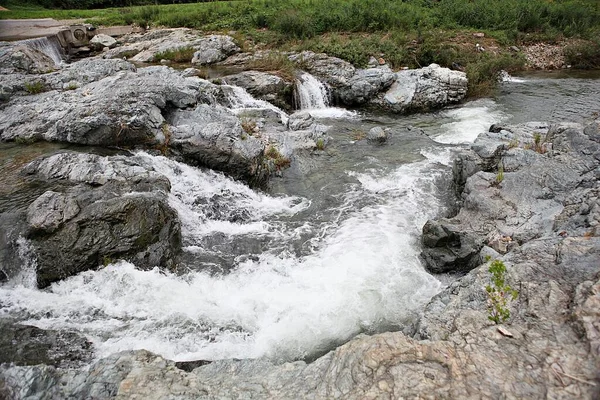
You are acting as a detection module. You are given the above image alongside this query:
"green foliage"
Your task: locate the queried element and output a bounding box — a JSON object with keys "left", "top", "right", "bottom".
{"left": 564, "top": 39, "right": 600, "bottom": 69}
{"left": 24, "top": 81, "right": 46, "bottom": 94}
{"left": 247, "top": 53, "right": 297, "bottom": 81}
{"left": 466, "top": 53, "right": 526, "bottom": 97}
{"left": 485, "top": 259, "right": 518, "bottom": 324}
{"left": 315, "top": 137, "right": 325, "bottom": 150}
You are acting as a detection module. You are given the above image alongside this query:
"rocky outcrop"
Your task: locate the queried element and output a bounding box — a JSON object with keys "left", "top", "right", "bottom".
{"left": 21, "top": 152, "right": 181, "bottom": 288}
{"left": 222, "top": 70, "right": 294, "bottom": 110}
{"left": 0, "top": 42, "right": 56, "bottom": 74}
{"left": 372, "top": 64, "right": 468, "bottom": 113}
{"left": 422, "top": 120, "right": 599, "bottom": 273}
{"left": 289, "top": 51, "right": 395, "bottom": 106}
{"left": 102, "top": 29, "right": 239, "bottom": 64}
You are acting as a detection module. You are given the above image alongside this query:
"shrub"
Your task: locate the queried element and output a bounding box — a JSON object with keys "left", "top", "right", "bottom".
{"left": 564, "top": 40, "right": 600, "bottom": 69}
{"left": 315, "top": 137, "right": 325, "bottom": 150}
{"left": 494, "top": 162, "right": 504, "bottom": 186}
{"left": 485, "top": 259, "right": 518, "bottom": 324}
{"left": 248, "top": 53, "right": 297, "bottom": 81}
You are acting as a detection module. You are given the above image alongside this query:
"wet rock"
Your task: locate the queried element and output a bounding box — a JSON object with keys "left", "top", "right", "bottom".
{"left": 366, "top": 126, "right": 388, "bottom": 143}
{"left": 223, "top": 70, "right": 293, "bottom": 110}
{"left": 89, "top": 33, "right": 117, "bottom": 50}
{"left": 373, "top": 64, "right": 467, "bottom": 113}
{"left": 21, "top": 152, "right": 181, "bottom": 288}
{"left": 289, "top": 51, "right": 395, "bottom": 106}
{"left": 0, "top": 319, "right": 93, "bottom": 368}
{"left": 287, "top": 110, "right": 315, "bottom": 131}
{"left": 169, "top": 104, "right": 268, "bottom": 186}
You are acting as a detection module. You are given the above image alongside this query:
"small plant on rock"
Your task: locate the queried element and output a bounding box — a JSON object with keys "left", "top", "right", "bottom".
{"left": 350, "top": 129, "right": 366, "bottom": 141}
{"left": 24, "top": 81, "right": 46, "bottom": 94}
{"left": 315, "top": 137, "right": 325, "bottom": 150}
{"left": 241, "top": 118, "right": 257, "bottom": 135}
{"left": 485, "top": 259, "right": 518, "bottom": 324}
{"left": 493, "top": 162, "right": 504, "bottom": 186}
{"left": 265, "top": 145, "right": 290, "bottom": 170}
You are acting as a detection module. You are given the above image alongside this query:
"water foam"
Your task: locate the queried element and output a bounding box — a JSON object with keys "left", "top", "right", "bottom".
{"left": 0, "top": 154, "right": 445, "bottom": 363}
{"left": 434, "top": 98, "right": 507, "bottom": 144}
{"left": 23, "top": 37, "right": 64, "bottom": 66}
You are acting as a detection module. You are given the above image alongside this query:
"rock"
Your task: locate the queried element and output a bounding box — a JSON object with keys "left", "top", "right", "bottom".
{"left": 22, "top": 152, "right": 181, "bottom": 288}
{"left": 89, "top": 33, "right": 117, "bottom": 50}
{"left": 191, "top": 35, "right": 240, "bottom": 65}
{"left": 421, "top": 120, "right": 600, "bottom": 274}
{"left": 0, "top": 319, "right": 93, "bottom": 368}
{"left": 366, "top": 126, "right": 388, "bottom": 143}
{"left": 287, "top": 110, "right": 315, "bottom": 131}
{"left": 0, "top": 66, "right": 199, "bottom": 145}
{"left": 473, "top": 32, "right": 485, "bottom": 38}
{"left": 168, "top": 104, "right": 268, "bottom": 186}
{"left": 223, "top": 70, "right": 293, "bottom": 110}
{"left": 289, "top": 51, "right": 395, "bottom": 106}
{"left": 373, "top": 64, "right": 468, "bottom": 113}
{"left": 0, "top": 43, "right": 56, "bottom": 74}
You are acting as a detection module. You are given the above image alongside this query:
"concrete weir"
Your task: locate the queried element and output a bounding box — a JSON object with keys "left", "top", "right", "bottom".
{"left": 0, "top": 19, "right": 142, "bottom": 62}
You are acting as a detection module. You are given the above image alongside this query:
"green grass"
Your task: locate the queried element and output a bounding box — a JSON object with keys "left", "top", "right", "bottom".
{"left": 2, "top": 0, "right": 599, "bottom": 97}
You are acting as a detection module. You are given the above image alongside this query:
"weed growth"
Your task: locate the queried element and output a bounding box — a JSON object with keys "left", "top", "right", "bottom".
{"left": 24, "top": 81, "right": 46, "bottom": 94}
{"left": 485, "top": 259, "right": 518, "bottom": 324}
{"left": 154, "top": 46, "right": 195, "bottom": 63}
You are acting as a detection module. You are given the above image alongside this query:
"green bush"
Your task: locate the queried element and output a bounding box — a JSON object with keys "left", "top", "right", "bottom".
{"left": 564, "top": 39, "right": 600, "bottom": 69}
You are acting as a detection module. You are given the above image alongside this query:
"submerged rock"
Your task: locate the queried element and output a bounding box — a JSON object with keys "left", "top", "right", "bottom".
{"left": 20, "top": 152, "right": 181, "bottom": 288}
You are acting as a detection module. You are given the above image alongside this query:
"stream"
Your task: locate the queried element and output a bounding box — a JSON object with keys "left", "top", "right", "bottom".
{"left": 0, "top": 70, "right": 599, "bottom": 365}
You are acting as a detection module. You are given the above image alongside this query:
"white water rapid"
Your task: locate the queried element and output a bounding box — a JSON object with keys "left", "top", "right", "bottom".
{"left": 0, "top": 149, "right": 448, "bottom": 363}
{"left": 23, "top": 36, "right": 64, "bottom": 65}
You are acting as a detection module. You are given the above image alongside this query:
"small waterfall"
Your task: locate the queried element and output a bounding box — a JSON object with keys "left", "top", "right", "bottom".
{"left": 294, "top": 72, "right": 330, "bottom": 109}
{"left": 23, "top": 36, "right": 64, "bottom": 65}
{"left": 221, "top": 84, "right": 288, "bottom": 123}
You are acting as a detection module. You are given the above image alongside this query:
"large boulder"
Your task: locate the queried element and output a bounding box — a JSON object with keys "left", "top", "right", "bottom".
{"left": 289, "top": 51, "right": 395, "bottom": 106}
{"left": 372, "top": 64, "right": 468, "bottom": 113}
{"left": 168, "top": 104, "right": 268, "bottom": 186}
{"left": 0, "top": 66, "right": 200, "bottom": 145}
{"left": 191, "top": 35, "right": 240, "bottom": 66}
{"left": 89, "top": 33, "right": 117, "bottom": 50}
{"left": 102, "top": 29, "right": 239, "bottom": 65}
{"left": 0, "top": 42, "right": 56, "bottom": 74}
{"left": 21, "top": 152, "right": 181, "bottom": 288}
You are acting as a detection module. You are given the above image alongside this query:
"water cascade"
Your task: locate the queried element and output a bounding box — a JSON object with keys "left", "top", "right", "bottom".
{"left": 23, "top": 36, "right": 65, "bottom": 65}
{"left": 294, "top": 72, "right": 330, "bottom": 109}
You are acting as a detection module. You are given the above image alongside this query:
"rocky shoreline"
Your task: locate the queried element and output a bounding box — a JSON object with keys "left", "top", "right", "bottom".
{"left": 0, "top": 28, "right": 599, "bottom": 399}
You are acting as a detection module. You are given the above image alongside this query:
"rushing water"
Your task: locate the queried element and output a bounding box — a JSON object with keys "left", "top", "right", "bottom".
{"left": 0, "top": 71, "right": 599, "bottom": 364}
{"left": 22, "top": 36, "right": 65, "bottom": 65}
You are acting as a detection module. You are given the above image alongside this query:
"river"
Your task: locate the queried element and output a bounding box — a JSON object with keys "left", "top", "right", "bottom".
{"left": 0, "top": 70, "right": 599, "bottom": 365}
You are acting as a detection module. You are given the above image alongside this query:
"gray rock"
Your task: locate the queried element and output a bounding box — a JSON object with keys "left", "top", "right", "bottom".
{"left": 223, "top": 70, "right": 293, "bottom": 110}
{"left": 0, "top": 319, "right": 93, "bottom": 369}
{"left": 89, "top": 33, "right": 117, "bottom": 50}
{"left": 169, "top": 104, "right": 268, "bottom": 186}
{"left": 287, "top": 110, "right": 315, "bottom": 131}
{"left": 366, "top": 126, "right": 388, "bottom": 143}
{"left": 191, "top": 35, "right": 240, "bottom": 66}
{"left": 22, "top": 152, "right": 181, "bottom": 288}
{"left": 289, "top": 51, "right": 395, "bottom": 106}
{"left": 373, "top": 64, "right": 468, "bottom": 113}
{"left": 0, "top": 43, "right": 56, "bottom": 74}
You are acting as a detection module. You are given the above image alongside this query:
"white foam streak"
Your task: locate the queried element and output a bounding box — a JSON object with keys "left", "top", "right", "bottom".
{"left": 434, "top": 99, "right": 507, "bottom": 144}
{"left": 134, "top": 152, "right": 309, "bottom": 239}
